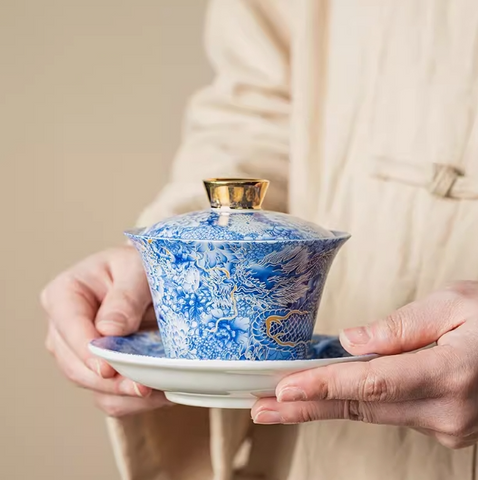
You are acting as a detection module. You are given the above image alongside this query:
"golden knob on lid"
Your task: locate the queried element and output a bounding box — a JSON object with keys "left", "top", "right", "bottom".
{"left": 203, "top": 178, "right": 269, "bottom": 210}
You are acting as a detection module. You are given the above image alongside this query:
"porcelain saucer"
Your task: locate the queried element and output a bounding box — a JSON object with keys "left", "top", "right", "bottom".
{"left": 89, "top": 331, "right": 375, "bottom": 409}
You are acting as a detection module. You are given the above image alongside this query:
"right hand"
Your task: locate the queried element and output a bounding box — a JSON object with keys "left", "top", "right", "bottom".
{"left": 41, "top": 245, "right": 171, "bottom": 417}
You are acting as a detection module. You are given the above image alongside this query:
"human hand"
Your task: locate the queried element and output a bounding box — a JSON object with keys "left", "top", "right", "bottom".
{"left": 252, "top": 281, "right": 478, "bottom": 449}
{"left": 42, "top": 245, "right": 170, "bottom": 417}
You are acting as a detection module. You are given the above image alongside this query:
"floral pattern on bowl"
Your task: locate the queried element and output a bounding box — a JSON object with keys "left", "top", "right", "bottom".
{"left": 126, "top": 179, "right": 350, "bottom": 361}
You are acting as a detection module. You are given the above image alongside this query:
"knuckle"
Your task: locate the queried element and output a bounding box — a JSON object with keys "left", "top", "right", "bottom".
{"left": 345, "top": 401, "right": 374, "bottom": 423}
{"left": 440, "top": 349, "right": 478, "bottom": 400}
{"left": 437, "top": 434, "right": 468, "bottom": 450}
{"left": 102, "top": 291, "right": 141, "bottom": 324}
{"left": 441, "top": 414, "right": 475, "bottom": 438}
{"left": 359, "top": 368, "right": 393, "bottom": 402}
{"left": 294, "top": 404, "right": 319, "bottom": 424}
{"left": 450, "top": 366, "right": 477, "bottom": 399}
{"left": 307, "top": 371, "right": 330, "bottom": 400}
{"left": 104, "top": 405, "right": 126, "bottom": 418}
{"left": 117, "top": 289, "right": 142, "bottom": 314}
{"left": 382, "top": 312, "right": 405, "bottom": 341}
{"left": 94, "top": 395, "right": 127, "bottom": 418}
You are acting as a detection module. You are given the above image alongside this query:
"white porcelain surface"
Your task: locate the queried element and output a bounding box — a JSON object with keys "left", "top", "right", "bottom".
{"left": 89, "top": 332, "right": 375, "bottom": 409}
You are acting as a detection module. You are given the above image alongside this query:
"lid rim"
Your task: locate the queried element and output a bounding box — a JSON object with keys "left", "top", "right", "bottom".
{"left": 125, "top": 230, "right": 350, "bottom": 244}
{"left": 203, "top": 178, "right": 269, "bottom": 184}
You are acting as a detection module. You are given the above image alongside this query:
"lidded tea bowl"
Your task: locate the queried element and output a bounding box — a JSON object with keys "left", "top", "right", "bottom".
{"left": 126, "top": 179, "right": 350, "bottom": 361}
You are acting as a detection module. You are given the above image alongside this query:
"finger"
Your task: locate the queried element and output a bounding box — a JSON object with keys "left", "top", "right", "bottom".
{"left": 94, "top": 391, "right": 172, "bottom": 418}
{"left": 435, "top": 432, "right": 478, "bottom": 450}
{"left": 45, "top": 324, "right": 55, "bottom": 355}
{"left": 49, "top": 326, "right": 152, "bottom": 397}
{"left": 340, "top": 290, "right": 466, "bottom": 356}
{"left": 46, "top": 277, "right": 116, "bottom": 378}
{"left": 276, "top": 347, "right": 448, "bottom": 403}
{"left": 252, "top": 397, "right": 433, "bottom": 428}
{"left": 405, "top": 428, "right": 477, "bottom": 449}
{"left": 95, "top": 260, "right": 151, "bottom": 336}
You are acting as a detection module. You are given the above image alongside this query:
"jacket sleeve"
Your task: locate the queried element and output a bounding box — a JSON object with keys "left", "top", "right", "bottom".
{"left": 136, "top": 0, "right": 291, "bottom": 227}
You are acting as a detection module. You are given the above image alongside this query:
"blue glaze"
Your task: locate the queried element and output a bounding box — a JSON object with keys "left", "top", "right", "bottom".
{"left": 91, "top": 331, "right": 351, "bottom": 360}
{"left": 126, "top": 191, "right": 349, "bottom": 361}
{"left": 126, "top": 232, "right": 349, "bottom": 360}
{"left": 128, "top": 209, "right": 336, "bottom": 242}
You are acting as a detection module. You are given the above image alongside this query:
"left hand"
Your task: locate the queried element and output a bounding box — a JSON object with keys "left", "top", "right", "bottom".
{"left": 252, "top": 281, "right": 478, "bottom": 449}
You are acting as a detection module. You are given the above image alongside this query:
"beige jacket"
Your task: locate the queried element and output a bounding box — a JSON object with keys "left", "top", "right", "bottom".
{"left": 108, "top": 1, "right": 478, "bottom": 479}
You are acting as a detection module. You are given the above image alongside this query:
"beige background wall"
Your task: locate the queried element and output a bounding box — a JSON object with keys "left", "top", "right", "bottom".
{"left": 0, "top": 1, "right": 211, "bottom": 478}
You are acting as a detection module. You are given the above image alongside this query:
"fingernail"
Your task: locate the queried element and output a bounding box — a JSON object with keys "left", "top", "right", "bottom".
{"left": 342, "top": 326, "right": 371, "bottom": 345}
{"left": 277, "top": 387, "right": 306, "bottom": 403}
{"left": 86, "top": 358, "right": 105, "bottom": 378}
{"left": 253, "top": 410, "right": 283, "bottom": 425}
{"left": 120, "top": 380, "right": 151, "bottom": 398}
{"left": 96, "top": 319, "right": 126, "bottom": 336}
{"left": 132, "top": 382, "right": 146, "bottom": 398}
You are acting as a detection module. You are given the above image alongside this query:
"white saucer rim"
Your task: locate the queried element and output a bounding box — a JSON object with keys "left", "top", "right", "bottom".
{"left": 89, "top": 343, "right": 377, "bottom": 371}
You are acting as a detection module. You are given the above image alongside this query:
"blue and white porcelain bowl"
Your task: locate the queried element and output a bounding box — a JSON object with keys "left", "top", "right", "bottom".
{"left": 126, "top": 179, "right": 350, "bottom": 361}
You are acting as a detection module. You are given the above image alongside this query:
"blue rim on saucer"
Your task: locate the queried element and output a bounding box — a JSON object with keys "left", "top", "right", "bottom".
{"left": 91, "top": 331, "right": 351, "bottom": 361}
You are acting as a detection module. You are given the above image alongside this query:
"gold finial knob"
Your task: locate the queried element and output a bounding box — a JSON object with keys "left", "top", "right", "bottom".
{"left": 203, "top": 178, "right": 269, "bottom": 210}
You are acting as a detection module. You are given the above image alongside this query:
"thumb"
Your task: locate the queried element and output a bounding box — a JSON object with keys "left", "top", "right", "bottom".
{"left": 96, "top": 274, "right": 151, "bottom": 337}
{"left": 339, "top": 291, "right": 463, "bottom": 356}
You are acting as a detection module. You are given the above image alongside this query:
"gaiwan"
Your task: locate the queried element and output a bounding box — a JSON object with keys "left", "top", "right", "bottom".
{"left": 126, "top": 179, "right": 350, "bottom": 361}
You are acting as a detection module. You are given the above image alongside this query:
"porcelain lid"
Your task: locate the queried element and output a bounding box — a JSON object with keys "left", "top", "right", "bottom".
{"left": 127, "top": 179, "right": 337, "bottom": 242}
